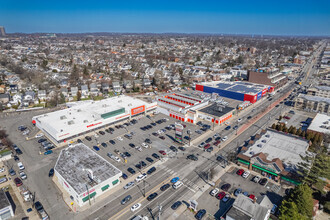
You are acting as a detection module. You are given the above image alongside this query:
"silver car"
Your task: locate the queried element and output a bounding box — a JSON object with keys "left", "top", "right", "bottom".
{"left": 123, "top": 181, "right": 135, "bottom": 190}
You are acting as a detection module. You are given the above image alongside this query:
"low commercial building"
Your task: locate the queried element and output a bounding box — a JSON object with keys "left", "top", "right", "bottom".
{"left": 32, "top": 95, "right": 157, "bottom": 145}
{"left": 294, "top": 94, "right": 330, "bottom": 114}
{"left": 54, "top": 144, "right": 122, "bottom": 207}
{"left": 307, "top": 113, "right": 330, "bottom": 135}
{"left": 307, "top": 86, "right": 330, "bottom": 98}
{"left": 226, "top": 194, "right": 272, "bottom": 220}
{"left": 196, "top": 81, "right": 272, "bottom": 104}
{"left": 237, "top": 129, "right": 313, "bottom": 185}
{"left": 0, "top": 190, "right": 14, "bottom": 220}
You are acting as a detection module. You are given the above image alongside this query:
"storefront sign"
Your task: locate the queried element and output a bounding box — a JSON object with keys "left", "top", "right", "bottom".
{"left": 83, "top": 188, "right": 95, "bottom": 197}
{"left": 131, "top": 105, "right": 145, "bottom": 115}
{"left": 87, "top": 122, "right": 102, "bottom": 128}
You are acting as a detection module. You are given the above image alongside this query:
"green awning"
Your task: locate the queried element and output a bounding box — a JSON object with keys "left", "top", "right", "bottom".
{"left": 238, "top": 158, "right": 250, "bottom": 165}
{"left": 252, "top": 164, "right": 278, "bottom": 176}
{"left": 82, "top": 192, "right": 96, "bottom": 202}
{"left": 112, "top": 179, "right": 119, "bottom": 186}
{"left": 101, "top": 184, "right": 110, "bottom": 191}
{"left": 281, "top": 176, "right": 301, "bottom": 185}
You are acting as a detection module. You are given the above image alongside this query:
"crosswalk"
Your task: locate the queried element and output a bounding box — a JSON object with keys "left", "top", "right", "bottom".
{"left": 159, "top": 165, "right": 200, "bottom": 193}
{"left": 271, "top": 184, "right": 281, "bottom": 193}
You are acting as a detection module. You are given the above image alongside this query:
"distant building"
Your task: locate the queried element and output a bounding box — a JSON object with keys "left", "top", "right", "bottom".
{"left": 294, "top": 94, "right": 330, "bottom": 114}
{"left": 0, "top": 190, "right": 14, "bottom": 219}
{"left": 247, "top": 68, "right": 287, "bottom": 88}
{"left": 307, "top": 113, "right": 330, "bottom": 135}
{"left": 0, "top": 27, "right": 5, "bottom": 37}
{"left": 54, "top": 144, "right": 122, "bottom": 207}
{"left": 307, "top": 86, "right": 330, "bottom": 98}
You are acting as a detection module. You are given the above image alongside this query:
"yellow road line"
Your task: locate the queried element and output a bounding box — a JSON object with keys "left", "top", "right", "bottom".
{"left": 111, "top": 175, "right": 174, "bottom": 220}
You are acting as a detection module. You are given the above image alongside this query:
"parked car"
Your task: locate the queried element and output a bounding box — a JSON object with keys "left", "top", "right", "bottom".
{"left": 17, "top": 162, "right": 25, "bottom": 170}
{"left": 93, "top": 146, "right": 100, "bottom": 151}
{"left": 19, "top": 171, "right": 27, "bottom": 180}
{"left": 159, "top": 150, "right": 166, "bottom": 155}
{"left": 14, "top": 177, "right": 23, "bottom": 187}
{"left": 135, "top": 173, "right": 147, "bottom": 182}
{"left": 216, "top": 192, "right": 226, "bottom": 200}
{"left": 178, "top": 146, "right": 186, "bottom": 151}
{"left": 14, "top": 155, "right": 19, "bottom": 161}
{"left": 242, "top": 171, "right": 250, "bottom": 178}
{"left": 170, "top": 146, "right": 178, "bottom": 152}
{"left": 9, "top": 169, "right": 16, "bottom": 176}
{"left": 123, "top": 181, "right": 135, "bottom": 190}
{"left": 147, "top": 167, "right": 156, "bottom": 175}
{"left": 221, "top": 183, "right": 231, "bottom": 191}
{"left": 121, "top": 173, "right": 128, "bottom": 180}
{"left": 221, "top": 136, "right": 228, "bottom": 141}
{"left": 236, "top": 169, "right": 244, "bottom": 176}
{"left": 101, "top": 143, "right": 107, "bottom": 148}
{"left": 187, "top": 154, "right": 198, "bottom": 161}
{"left": 152, "top": 153, "right": 160, "bottom": 159}
{"left": 225, "top": 126, "right": 231, "bottom": 130}
{"left": 234, "top": 188, "right": 242, "bottom": 197}
{"left": 127, "top": 167, "right": 136, "bottom": 174}
{"left": 249, "top": 194, "right": 256, "bottom": 200}
{"left": 259, "top": 178, "right": 268, "bottom": 186}
{"left": 210, "top": 188, "right": 219, "bottom": 196}
{"left": 195, "top": 209, "right": 206, "bottom": 220}
{"left": 146, "top": 157, "right": 154, "bottom": 163}
{"left": 252, "top": 176, "right": 260, "bottom": 183}
{"left": 49, "top": 168, "right": 54, "bottom": 177}
{"left": 222, "top": 194, "right": 230, "bottom": 203}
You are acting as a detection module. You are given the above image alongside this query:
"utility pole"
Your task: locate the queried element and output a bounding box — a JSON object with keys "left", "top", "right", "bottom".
{"left": 157, "top": 203, "right": 162, "bottom": 220}
{"left": 86, "top": 184, "right": 91, "bottom": 206}
{"left": 187, "top": 129, "right": 191, "bottom": 146}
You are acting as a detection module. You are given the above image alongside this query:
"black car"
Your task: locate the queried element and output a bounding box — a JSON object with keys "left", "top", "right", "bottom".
{"left": 109, "top": 140, "right": 116, "bottom": 145}
{"left": 141, "top": 127, "right": 146, "bottom": 131}
{"left": 85, "top": 136, "right": 92, "bottom": 141}
{"left": 77, "top": 139, "right": 82, "bottom": 143}
{"left": 122, "top": 173, "right": 128, "bottom": 179}
{"left": 225, "top": 126, "right": 231, "bottom": 130}
{"left": 127, "top": 167, "right": 136, "bottom": 174}
{"left": 146, "top": 157, "right": 154, "bottom": 163}
{"left": 135, "top": 164, "right": 142, "bottom": 169}
{"left": 9, "top": 169, "right": 16, "bottom": 176}
{"left": 49, "top": 168, "right": 54, "bottom": 177}
{"left": 38, "top": 138, "right": 47, "bottom": 143}
{"left": 15, "top": 148, "right": 23, "bottom": 155}
{"left": 215, "top": 137, "right": 221, "bottom": 141}
{"left": 187, "top": 154, "right": 198, "bottom": 161}
{"left": 221, "top": 183, "right": 231, "bottom": 191}
{"left": 145, "top": 139, "right": 152, "bottom": 144}
{"left": 184, "top": 136, "right": 190, "bottom": 140}
{"left": 147, "top": 167, "right": 156, "bottom": 175}
{"left": 195, "top": 209, "right": 206, "bottom": 220}
{"left": 124, "top": 152, "right": 131, "bottom": 157}
{"left": 147, "top": 125, "right": 152, "bottom": 129}
{"left": 152, "top": 132, "right": 159, "bottom": 136}
{"left": 205, "top": 138, "right": 212, "bottom": 143}
{"left": 129, "top": 143, "right": 135, "bottom": 148}
{"left": 101, "top": 143, "right": 107, "bottom": 148}
{"left": 259, "top": 178, "right": 268, "bottom": 186}
{"left": 171, "top": 201, "right": 182, "bottom": 210}
{"left": 178, "top": 146, "right": 186, "bottom": 151}
{"left": 34, "top": 201, "right": 44, "bottom": 212}
{"left": 152, "top": 153, "right": 160, "bottom": 159}
{"left": 160, "top": 183, "right": 170, "bottom": 191}
{"left": 99, "top": 131, "right": 105, "bottom": 135}
{"left": 14, "top": 155, "right": 20, "bottom": 161}
{"left": 151, "top": 123, "right": 157, "bottom": 126}
{"left": 233, "top": 125, "right": 238, "bottom": 130}
{"left": 140, "top": 161, "right": 147, "bottom": 167}
{"left": 247, "top": 116, "right": 252, "bottom": 119}
{"left": 109, "top": 128, "right": 114, "bottom": 132}
{"left": 147, "top": 192, "right": 158, "bottom": 201}
{"left": 159, "top": 136, "right": 165, "bottom": 140}
{"left": 105, "top": 128, "right": 111, "bottom": 133}
{"left": 170, "top": 146, "right": 178, "bottom": 152}
{"left": 206, "top": 147, "right": 214, "bottom": 152}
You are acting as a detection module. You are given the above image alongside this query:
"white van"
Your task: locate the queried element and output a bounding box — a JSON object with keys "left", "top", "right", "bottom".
{"left": 173, "top": 181, "right": 183, "bottom": 189}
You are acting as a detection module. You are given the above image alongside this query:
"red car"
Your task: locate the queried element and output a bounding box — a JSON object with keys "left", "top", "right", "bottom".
{"left": 204, "top": 144, "right": 211, "bottom": 149}
{"left": 249, "top": 194, "right": 256, "bottom": 200}
{"left": 236, "top": 169, "right": 244, "bottom": 176}
{"left": 159, "top": 150, "right": 166, "bottom": 155}
{"left": 213, "top": 141, "right": 221, "bottom": 146}
{"left": 283, "top": 116, "right": 291, "bottom": 119}
{"left": 216, "top": 192, "right": 226, "bottom": 200}
{"left": 14, "top": 177, "right": 23, "bottom": 187}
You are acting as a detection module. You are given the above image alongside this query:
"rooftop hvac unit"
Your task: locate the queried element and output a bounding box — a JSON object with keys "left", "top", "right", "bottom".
{"left": 83, "top": 120, "right": 88, "bottom": 123}
{"left": 77, "top": 109, "right": 81, "bottom": 112}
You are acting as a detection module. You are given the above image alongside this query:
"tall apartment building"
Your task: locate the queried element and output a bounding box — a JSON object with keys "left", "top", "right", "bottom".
{"left": 247, "top": 68, "right": 287, "bottom": 88}
{"left": 0, "top": 26, "right": 5, "bottom": 37}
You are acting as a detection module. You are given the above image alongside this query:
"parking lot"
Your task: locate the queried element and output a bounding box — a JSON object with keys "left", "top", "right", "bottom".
{"left": 281, "top": 109, "right": 316, "bottom": 131}
{"left": 192, "top": 167, "right": 284, "bottom": 219}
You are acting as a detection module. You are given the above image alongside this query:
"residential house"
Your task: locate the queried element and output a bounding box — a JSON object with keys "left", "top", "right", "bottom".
{"left": 81, "top": 85, "right": 89, "bottom": 97}
{"left": 89, "top": 83, "right": 98, "bottom": 96}
{"left": 11, "top": 94, "right": 22, "bottom": 105}
{"left": 112, "top": 81, "right": 121, "bottom": 93}
{"left": 133, "top": 79, "right": 142, "bottom": 90}
{"left": 70, "top": 87, "right": 78, "bottom": 97}
{"left": 123, "top": 80, "right": 133, "bottom": 91}
{"left": 38, "top": 90, "right": 47, "bottom": 101}
{"left": 9, "top": 85, "right": 18, "bottom": 93}
{"left": 142, "top": 78, "right": 151, "bottom": 88}
{"left": 0, "top": 85, "right": 5, "bottom": 94}
{"left": 60, "top": 88, "right": 69, "bottom": 98}
{"left": 0, "top": 94, "right": 10, "bottom": 104}
{"left": 101, "top": 83, "right": 110, "bottom": 93}
{"left": 24, "top": 91, "right": 35, "bottom": 101}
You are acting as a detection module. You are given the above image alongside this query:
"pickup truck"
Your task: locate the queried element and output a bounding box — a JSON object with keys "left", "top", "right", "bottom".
{"left": 34, "top": 201, "right": 49, "bottom": 220}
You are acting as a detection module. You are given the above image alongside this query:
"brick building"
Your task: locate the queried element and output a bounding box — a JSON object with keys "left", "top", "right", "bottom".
{"left": 247, "top": 68, "right": 287, "bottom": 88}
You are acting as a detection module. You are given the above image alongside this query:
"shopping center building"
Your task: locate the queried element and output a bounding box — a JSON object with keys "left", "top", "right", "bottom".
{"left": 32, "top": 95, "right": 157, "bottom": 145}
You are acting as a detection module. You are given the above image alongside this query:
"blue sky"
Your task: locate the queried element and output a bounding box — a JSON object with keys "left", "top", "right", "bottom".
{"left": 1, "top": 0, "right": 330, "bottom": 35}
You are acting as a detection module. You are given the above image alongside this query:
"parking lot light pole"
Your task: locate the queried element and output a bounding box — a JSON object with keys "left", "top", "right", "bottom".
{"left": 187, "top": 129, "right": 191, "bottom": 146}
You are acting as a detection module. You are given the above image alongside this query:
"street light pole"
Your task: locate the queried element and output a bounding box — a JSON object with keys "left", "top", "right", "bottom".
{"left": 187, "top": 129, "right": 191, "bottom": 146}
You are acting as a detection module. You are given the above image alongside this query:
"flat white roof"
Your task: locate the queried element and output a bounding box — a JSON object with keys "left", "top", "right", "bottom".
{"left": 33, "top": 95, "right": 154, "bottom": 141}
{"left": 244, "top": 130, "right": 311, "bottom": 172}
{"left": 308, "top": 113, "right": 330, "bottom": 134}
{"left": 55, "top": 143, "right": 122, "bottom": 195}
